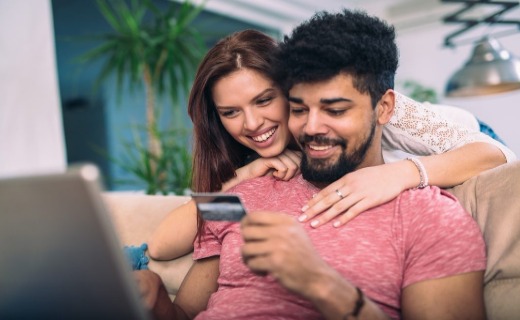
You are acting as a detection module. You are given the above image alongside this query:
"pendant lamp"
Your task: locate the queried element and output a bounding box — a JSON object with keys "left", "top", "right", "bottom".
{"left": 445, "top": 36, "right": 520, "bottom": 97}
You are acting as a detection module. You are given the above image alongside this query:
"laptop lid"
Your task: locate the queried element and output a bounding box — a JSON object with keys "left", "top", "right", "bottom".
{"left": 0, "top": 164, "right": 151, "bottom": 319}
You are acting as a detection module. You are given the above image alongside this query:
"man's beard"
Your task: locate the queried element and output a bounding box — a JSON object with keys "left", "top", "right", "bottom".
{"left": 299, "top": 121, "right": 376, "bottom": 184}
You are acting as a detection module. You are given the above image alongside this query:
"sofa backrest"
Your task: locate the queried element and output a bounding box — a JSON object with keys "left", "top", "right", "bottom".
{"left": 446, "top": 161, "right": 520, "bottom": 318}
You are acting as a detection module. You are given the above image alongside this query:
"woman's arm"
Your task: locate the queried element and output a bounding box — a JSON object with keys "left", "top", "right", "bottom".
{"left": 299, "top": 91, "right": 514, "bottom": 228}
{"left": 147, "top": 150, "right": 301, "bottom": 260}
{"left": 147, "top": 200, "right": 198, "bottom": 260}
{"left": 383, "top": 92, "right": 515, "bottom": 162}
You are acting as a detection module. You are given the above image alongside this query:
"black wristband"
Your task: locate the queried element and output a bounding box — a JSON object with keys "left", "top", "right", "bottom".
{"left": 342, "top": 287, "right": 365, "bottom": 319}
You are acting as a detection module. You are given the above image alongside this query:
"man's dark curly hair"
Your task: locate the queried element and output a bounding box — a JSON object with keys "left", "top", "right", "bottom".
{"left": 274, "top": 9, "right": 399, "bottom": 107}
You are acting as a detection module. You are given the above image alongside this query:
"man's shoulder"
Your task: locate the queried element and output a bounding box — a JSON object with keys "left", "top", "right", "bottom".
{"left": 228, "top": 175, "right": 278, "bottom": 194}
{"left": 396, "top": 186, "right": 472, "bottom": 224}
{"left": 230, "top": 174, "right": 304, "bottom": 192}
{"left": 398, "top": 186, "right": 460, "bottom": 205}
{"left": 228, "top": 174, "right": 305, "bottom": 197}
{"left": 227, "top": 174, "right": 311, "bottom": 211}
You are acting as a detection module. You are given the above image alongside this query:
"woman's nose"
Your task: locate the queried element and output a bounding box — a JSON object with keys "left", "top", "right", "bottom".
{"left": 243, "top": 108, "right": 263, "bottom": 131}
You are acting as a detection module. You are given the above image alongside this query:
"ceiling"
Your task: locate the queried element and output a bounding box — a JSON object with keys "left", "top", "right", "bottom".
{"left": 178, "top": 0, "right": 459, "bottom": 35}
{"left": 174, "top": 0, "right": 520, "bottom": 41}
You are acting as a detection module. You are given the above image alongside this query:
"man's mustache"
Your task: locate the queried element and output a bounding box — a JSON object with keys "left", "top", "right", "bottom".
{"left": 298, "top": 134, "right": 347, "bottom": 149}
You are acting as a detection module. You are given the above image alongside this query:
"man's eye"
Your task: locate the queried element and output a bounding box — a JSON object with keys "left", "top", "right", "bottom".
{"left": 327, "top": 109, "right": 346, "bottom": 116}
{"left": 290, "top": 107, "right": 306, "bottom": 115}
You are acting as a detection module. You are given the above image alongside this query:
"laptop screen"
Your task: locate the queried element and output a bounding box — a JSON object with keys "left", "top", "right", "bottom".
{"left": 0, "top": 164, "right": 151, "bottom": 319}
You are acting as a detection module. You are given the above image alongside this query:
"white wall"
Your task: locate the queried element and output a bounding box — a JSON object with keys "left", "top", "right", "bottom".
{"left": 395, "top": 20, "right": 520, "bottom": 158}
{"left": 0, "top": 0, "right": 66, "bottom": 178}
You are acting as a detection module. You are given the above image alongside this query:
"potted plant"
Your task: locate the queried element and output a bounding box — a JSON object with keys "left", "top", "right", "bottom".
{"left": 79, "top": 0, "right": 207, "bottom": 194}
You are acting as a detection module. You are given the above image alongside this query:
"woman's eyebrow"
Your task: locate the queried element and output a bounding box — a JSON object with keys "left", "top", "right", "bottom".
{"left": 250, "top": 88, "right": 276, "bottom": 103}
{"left": 215, "top": 88, "right": 276, "bottom": 109}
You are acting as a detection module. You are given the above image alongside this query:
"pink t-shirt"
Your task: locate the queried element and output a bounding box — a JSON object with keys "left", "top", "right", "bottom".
{"left": 193, "top": 175, "right": 486, "bottom": 319}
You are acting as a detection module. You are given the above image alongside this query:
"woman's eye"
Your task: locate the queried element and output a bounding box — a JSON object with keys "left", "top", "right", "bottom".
{"left": 220, "top": 109, "right": 238, "bottom": 118}
{"left": 256, "top": 96, "right": 273, "bottom": 106}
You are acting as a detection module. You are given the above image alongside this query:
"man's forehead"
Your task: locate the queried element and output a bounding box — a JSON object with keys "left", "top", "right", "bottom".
{"left": 288, "top": 74, "right": 359, "bottom": 101}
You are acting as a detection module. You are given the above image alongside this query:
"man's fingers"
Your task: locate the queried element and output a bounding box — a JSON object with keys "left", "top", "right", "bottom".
{"left": 242, "top": 211, "right": 293, "bottom": 227}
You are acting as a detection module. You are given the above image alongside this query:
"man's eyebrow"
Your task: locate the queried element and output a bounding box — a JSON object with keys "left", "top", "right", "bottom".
{"left": 288, "top": 97, "right": 353, "bottom": 105}
{"left": 320, "top": 97, "right": 353, "bottom": 104}
{"left": 288, "top": 97, "right": 303, "bottom": 104}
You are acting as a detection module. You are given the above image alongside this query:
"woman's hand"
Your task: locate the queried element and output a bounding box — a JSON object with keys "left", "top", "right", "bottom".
{"left": 299, "top": 161, "right": 416, "bottom": 228}
{"left": 241, "top": 149, "right": 302, "bottom": 180}
{"left": 222, "top": 150, "right": 301, "bottom": 191}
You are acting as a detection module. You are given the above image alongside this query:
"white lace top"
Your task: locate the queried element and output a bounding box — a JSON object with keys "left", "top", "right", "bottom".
{"left": 382, "top": 92, "right": 516, "bottom": 163}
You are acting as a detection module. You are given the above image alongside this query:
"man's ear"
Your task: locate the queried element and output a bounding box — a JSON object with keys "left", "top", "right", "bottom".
{"left": 376, "top": 89, "right": 395, "bottom": 125}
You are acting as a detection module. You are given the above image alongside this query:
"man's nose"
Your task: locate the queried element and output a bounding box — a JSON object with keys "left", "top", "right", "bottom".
{"left": 303, "top": 110, "right": 327, "bottom": 136}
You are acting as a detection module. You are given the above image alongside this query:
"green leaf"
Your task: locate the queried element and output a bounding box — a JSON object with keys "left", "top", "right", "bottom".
{"left": 76, "top": 0, "right": 205, "bottom": 193}
{"left": 96, "top": 0, "right": 124, "bottom": 34}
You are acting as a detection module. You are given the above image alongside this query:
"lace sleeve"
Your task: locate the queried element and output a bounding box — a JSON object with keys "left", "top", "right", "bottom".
{"left": 382, "top": 91, "right": 516, "bottom": 162}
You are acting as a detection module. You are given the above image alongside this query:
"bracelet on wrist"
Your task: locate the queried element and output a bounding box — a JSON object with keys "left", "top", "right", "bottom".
{"left": 342, "top": 286, "right": 365, "bottom": 319}
{"left": 405, "top": 157, "right": 429, "bottom": 189}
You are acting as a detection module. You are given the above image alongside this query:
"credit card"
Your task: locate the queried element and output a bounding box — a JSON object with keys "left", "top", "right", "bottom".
{"left": 191, "top": 193, "right": 246, "bottom": 221}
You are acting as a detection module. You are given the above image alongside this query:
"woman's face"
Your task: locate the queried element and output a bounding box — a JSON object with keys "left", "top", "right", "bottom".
{"left": 212, "top": 68, "right": 291, "bottom": 158}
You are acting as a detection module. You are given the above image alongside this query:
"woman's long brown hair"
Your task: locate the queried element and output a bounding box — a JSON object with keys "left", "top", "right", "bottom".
{"left": 187, "top": 30, "right": 279, "bottom": 239}
{"left": 188, "top": 29, "right": 278, "bottom": 192}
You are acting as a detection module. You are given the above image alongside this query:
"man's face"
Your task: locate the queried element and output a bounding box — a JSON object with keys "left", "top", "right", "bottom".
{"left": 287, "top": 73, "right": 378, "bottom": 184}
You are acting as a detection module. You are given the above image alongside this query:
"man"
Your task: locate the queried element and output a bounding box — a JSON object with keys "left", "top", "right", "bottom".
{"left": 137, "top": 9, "right": 486, "bottom": 319}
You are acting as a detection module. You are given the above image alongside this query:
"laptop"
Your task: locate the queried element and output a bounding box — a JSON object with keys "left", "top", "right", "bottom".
{"left": 0, "top": 164, "right": 151, "bottom": 319}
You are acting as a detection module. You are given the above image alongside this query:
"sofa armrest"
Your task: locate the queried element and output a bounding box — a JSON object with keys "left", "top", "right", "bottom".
{"left": 102, "top": 193, "right": 194, "bottom": 299}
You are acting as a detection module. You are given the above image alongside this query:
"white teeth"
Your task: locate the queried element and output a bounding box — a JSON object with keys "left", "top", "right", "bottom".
{"left": 309, "top": 145, "right": 332, "bottom": 151}
{"left": 252, "top": 128, "right": 276, "bottom": 142}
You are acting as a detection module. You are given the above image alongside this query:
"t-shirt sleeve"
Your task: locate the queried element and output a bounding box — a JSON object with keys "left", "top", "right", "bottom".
{"left": 400, "top": 187, "right": 486, "bottom": 288}
{"left": 193, "top": 221, "right": 229, "bottom": 260}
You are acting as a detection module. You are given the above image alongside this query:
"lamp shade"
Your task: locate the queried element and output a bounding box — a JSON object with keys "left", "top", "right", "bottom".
{"left": 445, "top": 36, "right": 520, "bottom": 97}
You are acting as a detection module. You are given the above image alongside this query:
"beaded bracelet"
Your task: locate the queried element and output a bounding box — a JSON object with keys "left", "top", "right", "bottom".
{"left": 342, "top": 287, "right": 365, "bottom": 319}
{"left": 406, "top": 157, "right": 429, "bottom": 189}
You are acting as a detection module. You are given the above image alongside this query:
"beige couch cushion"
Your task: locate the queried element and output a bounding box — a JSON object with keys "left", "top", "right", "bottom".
{"left": 103, "top": 193, "right": 194, "bottom": 299}
{"left": 447, "top": 161, "right": 520, "bottom": 319}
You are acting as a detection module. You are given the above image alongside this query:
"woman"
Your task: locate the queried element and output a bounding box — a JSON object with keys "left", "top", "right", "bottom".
{"left": 147, "top": 29, "right": 514, "bottom": 261}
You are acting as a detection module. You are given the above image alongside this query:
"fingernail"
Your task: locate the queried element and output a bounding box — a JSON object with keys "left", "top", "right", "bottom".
{"left": 301, "top": 205, "right": 309, "bottom": 212}
{"left": 310, "top": 220, "right": 319, "bottom": 228}
{"left": 333, "top": 221, "right": 341, "bottom": 228}
{"left": 298, "top": 214, "right": 307, "bottom": 222}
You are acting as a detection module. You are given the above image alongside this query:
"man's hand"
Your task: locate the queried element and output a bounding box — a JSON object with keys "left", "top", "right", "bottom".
{"left": 134, "top": 270, "right": 176, "bottom": 320}
{"left": 240, "top": 212, "right": 392, "bottom": 319}
{"left": 240, "top": 211, "right": 329, "bottom": 298}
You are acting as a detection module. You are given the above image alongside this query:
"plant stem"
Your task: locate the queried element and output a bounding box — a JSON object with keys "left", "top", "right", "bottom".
{"left": 143, "top": 63, "right": 162, "bottom": 167}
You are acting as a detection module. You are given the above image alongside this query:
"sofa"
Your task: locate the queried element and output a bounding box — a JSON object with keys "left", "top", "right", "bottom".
{"left": 103, "top": 161, "right": 520, "bottom": 319}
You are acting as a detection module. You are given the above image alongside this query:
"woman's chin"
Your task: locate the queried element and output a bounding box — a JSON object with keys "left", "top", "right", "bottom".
{"left": 255, "top": 146, "right": 285, "bottom": 158}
